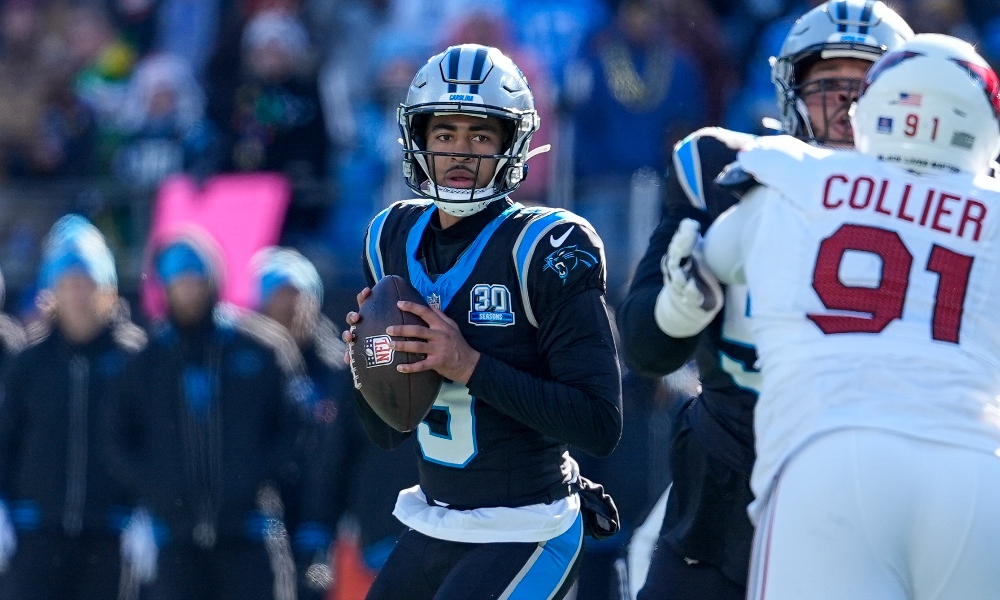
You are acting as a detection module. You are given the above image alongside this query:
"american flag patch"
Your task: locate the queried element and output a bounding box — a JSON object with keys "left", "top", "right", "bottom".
{"left": 895, "top": 92, "right": 922, "bottom": 107}
{"left": 877, "top": 117, "right": 893, "bottom": 133}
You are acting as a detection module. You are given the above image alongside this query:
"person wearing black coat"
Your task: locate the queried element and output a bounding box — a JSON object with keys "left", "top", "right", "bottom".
{"left": 0, "top": 215, "right": 146, "bottom": 600}
{"left": 253, "top": 246, "right": 353, "bottom": 599}
{"left": 108, "top": 230, "right": 307, "bottom": 600}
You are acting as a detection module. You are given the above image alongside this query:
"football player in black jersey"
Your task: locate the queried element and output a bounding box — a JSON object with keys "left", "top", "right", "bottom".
{"left": 343, "top": 44, "right": 623, "bottom": 600}
{"left": 616, "top": 2, "right": 913, "bottom": 599}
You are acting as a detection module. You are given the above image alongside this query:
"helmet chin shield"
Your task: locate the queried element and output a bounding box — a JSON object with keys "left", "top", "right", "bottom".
{"left": 397, "top": 45, "right": 541, "bottom": 216}
{"left": 413, "top": 148, "right": 508, "bottom": 217}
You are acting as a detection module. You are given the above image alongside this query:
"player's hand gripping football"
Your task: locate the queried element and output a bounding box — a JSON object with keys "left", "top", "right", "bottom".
{"left": 654, "top": 218, "right": 724, "bottom": 338}
{"left": 342, "top": 289, "right": 480, "bottom": 385}
{"left": 386, "top": 302, "right": 481, "bottom": 385}
{"left": 342, "top": 287, "right": 371, "bottom": 362}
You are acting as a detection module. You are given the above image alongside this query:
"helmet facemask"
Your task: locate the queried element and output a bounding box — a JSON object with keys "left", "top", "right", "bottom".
{"left": 399, "top": 102, "right": 537, "bottom": 217}
{"left": 775, "top": 46, "right": 877, "bottom": 146}
{"left": 771, "top": 0, "right": 915, "bottom": 145}
{"left": 792, "top": 71, "right": 864, "bottom": 146}
{"left": 397, "top": 45, "right": 542, "bottom": 218}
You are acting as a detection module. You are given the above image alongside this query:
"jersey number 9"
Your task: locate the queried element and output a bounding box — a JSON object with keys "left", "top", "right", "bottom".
{"left": 807, "top": 223, "right": 973, "bottom": 343}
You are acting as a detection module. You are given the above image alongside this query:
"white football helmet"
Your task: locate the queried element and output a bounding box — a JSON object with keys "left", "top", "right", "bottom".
{"left": 852, "top": 34, "right": 1000, "bottom": 175}
{"left": 398, "top": 44, "right": 541, "bottom": 217}
{"left": 772, "top": 0, "right": 913, "bottom": 143}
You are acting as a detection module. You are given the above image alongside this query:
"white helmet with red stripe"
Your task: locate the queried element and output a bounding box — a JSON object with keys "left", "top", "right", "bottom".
{"left": 851, "top": 34, "right": 1000, "bottom": 175}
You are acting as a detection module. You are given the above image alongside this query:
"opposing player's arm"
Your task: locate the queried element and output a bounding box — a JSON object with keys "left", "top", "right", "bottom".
{"left": 467, "top": 220, "right": 622, "bottom": 457}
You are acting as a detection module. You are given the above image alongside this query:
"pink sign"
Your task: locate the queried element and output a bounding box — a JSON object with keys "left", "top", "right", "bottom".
{"left": 142, "top": 173, "right": 291, "bottom": 319}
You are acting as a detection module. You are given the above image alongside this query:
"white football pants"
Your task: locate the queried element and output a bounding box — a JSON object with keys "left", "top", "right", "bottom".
{"left": 748, "top": 428, "right": 1000, "bottom": 600}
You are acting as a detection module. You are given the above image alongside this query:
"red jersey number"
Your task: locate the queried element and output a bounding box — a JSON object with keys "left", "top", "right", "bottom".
{"left": 807, "top": 223, "right": 973, "bottom": 343}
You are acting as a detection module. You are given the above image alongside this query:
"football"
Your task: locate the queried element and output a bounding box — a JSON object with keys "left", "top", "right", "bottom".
{"left": 349, "top": 275, "right": 443, "bottom": 432}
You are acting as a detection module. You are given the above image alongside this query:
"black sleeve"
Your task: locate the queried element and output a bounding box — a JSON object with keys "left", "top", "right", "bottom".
{"left": 467, "top": 287, "right": 623, "bottom": 457}
{"left": 616, "top": 192, "right": 709, "bottom": 376}
{"left": 361, "top": 245, "right": 377, "bottom": 289}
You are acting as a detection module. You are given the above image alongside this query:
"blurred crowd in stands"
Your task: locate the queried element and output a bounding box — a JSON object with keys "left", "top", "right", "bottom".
{"left": 0, "top": 1, "right": 995, "bottom": 597}
{"left": 1, "top": 0, "right": 997, "bottom": 316}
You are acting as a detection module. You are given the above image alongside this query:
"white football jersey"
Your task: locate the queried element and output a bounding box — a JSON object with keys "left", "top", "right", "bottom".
{"left": 706, "top": 135, "right": 1000, "bottom": 519}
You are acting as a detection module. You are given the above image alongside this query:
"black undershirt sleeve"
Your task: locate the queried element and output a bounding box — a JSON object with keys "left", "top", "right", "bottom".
{"left": 466, "top": 288, "right": 622, "bottom": 457}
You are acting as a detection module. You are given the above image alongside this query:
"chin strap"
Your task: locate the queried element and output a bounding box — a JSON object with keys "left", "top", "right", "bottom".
{"left": 525, "top": 144, "right": 551, "bottom": 160}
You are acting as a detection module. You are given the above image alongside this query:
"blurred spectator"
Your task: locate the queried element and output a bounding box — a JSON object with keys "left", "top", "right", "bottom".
{"left": 251, "top": 246, "right": 353, "bottom": 600}
{"left": 64, "top": 3, "right": 139, "bottom": 174}
{"left": 442, "top": 6, "right": 557, "bottom": 203}
{"left": 319, "top": 29, "right": 425, "bottom": 286}
{"left": 0, "top": 269, "right": 26, "bottom": 376}
{"left": 110, "top": 0, "right": 159, "bottom": 57}
{"left": 0, "top": 215, "right": 145, "bottom": 600}
{"left": 571, "top": 0, "right": 708, "bottom": 176}
{"left": 212, "top": 9, "right": 328, "bottom": 179}
{"left": 66, "top": 4, "right": 137, "bottom": 110}
{"left": 0, "top": 0, "right": 91, "bottom": 178}
{"left": 113, "top": 54, "right": 220, "bottom": 190}
{"left": 155, "top": 0, "right": 223, "bottom": 78}
{"left": 569, "top": 0, "right": 708, "bottom": 298}
{"left": 108, "top": 230, "right": 305, "bottom": 599}
{"left": 657, "top": 0, "right": 737, "bottom": 124}
{"left": 508, "top": 0, "right": 610, "bottom": 102}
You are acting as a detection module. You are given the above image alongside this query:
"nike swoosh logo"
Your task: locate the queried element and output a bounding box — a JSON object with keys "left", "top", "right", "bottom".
{"left": 549, "top": 225, "right": 575, "bottom": 248}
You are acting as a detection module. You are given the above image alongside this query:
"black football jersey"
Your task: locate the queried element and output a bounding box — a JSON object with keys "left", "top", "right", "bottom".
{"left": 619, "top": 127, "right": 761, "bottom": 473}
{"left": 362, "top": 199, "right": 618, "bottom": 509}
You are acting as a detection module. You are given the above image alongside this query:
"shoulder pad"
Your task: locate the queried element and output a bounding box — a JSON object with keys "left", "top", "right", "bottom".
{"left": 234, "top": 312, "right": 305, "bottom": 376}
{"left": 513, "top": 208, "right": 604, "bottom": 327}
{"left": 673, "top": 127, "right": 756, "bottom": 210}
{"left": 715, "top": 162, "right": 762, "bottom": 200}
{"left": 736, "top": 135, "right": 831, "bottom": 189}
{"left": 365, "top": 200, "right": 433, "bottom": 282}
